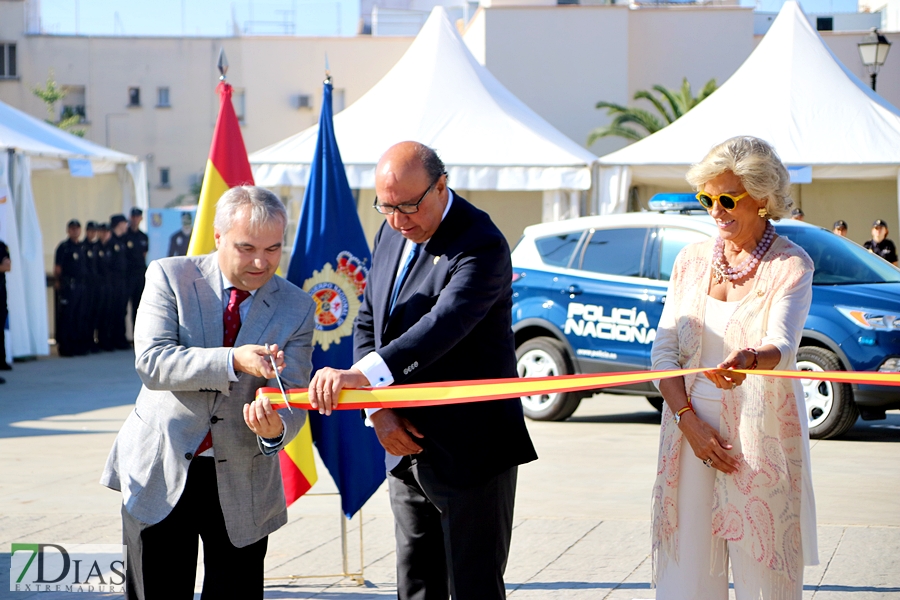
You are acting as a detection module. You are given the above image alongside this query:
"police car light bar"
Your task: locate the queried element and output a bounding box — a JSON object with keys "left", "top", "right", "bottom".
{"left": 648, "top": 193, "right": 704, "bottom": 213}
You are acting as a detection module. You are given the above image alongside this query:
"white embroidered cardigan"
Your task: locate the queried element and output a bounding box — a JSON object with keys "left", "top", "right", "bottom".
{"left": 650, "top": 235, "right": 819, "bottom": 590}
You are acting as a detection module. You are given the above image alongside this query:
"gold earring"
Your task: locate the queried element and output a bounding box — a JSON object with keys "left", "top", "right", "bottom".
{"left": 758, "top": 207, "right": 768, "bottom": 218}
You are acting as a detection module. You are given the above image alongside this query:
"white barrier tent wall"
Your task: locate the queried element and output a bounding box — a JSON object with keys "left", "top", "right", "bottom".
{"left": 0, "top": 99, "right": 146, "bottom": 358}
{"left": 251, "top": 7, "right": 598, "bottom": 224}
{"left": 597, "top": 1, "right": 900, "bottom": 220}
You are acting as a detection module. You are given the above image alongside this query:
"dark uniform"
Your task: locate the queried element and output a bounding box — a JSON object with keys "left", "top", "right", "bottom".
{"left": 864, "top": 238, "right": 898, "bottom": 263}
{"left": 82, "top": 223, "right": 102, "bottom": 352}
{"left": 55, "top": 231, "right": 88, "bottom": 356}
{"left": 124, "top": 211, "right": 149, "bottom": 334}
{"left": 168, "top": 229, "right": 191, "bottom": 257}
{"left": 106, "top": 222, "right": 130, "bottom": 351}
{"left": 0, "top": 238, "right": 10, "bottom": 373}
{"left": 96, "top": 225, "right": 115, "bottom": 351}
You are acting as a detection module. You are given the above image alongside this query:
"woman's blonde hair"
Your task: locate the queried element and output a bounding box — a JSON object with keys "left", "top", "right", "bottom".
{"left": 685, "top": 136, "right": 793, "bottom": 219}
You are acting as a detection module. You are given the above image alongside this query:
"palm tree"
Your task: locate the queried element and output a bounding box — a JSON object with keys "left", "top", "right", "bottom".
{"left": 587, "top": 77, "right": 717, "bottom": 145}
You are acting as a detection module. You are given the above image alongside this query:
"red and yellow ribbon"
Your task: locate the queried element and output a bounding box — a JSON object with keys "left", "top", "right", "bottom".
{"left": 258, "top": 368, "right": 900, "bottom": 411}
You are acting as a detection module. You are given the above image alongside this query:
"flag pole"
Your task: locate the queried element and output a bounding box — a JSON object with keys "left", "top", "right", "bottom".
{"left": 264, "top": 67, "right": 370, "bottom": 585}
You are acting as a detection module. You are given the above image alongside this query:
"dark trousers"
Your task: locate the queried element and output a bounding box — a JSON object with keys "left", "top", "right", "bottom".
{"left": 109, "top": 275, "right": 129, "bottom": 349}
{"left": 121, "top": 457, "right": 268, "bottom": 600}
{"left": 0, "top": 292, "right": 7, "bottom": 364}
{"left": 97, "top": 282, "right": 114, "bottom": 351}
{"left": 389, "top": 457, "right": 517, "bottom": 600}
{"left": 56, "top": 282, "right": 87, "bottom": 356}
{"left": 127, "top": 271, "right": 145, "bottom": 338}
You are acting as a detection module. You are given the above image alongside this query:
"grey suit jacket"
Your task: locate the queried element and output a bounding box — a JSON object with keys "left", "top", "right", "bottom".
{"left": 100, "top": 252, "right": 314, "bottom": 548}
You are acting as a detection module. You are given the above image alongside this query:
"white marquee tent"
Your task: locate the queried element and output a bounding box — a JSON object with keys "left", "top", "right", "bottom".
{"left": 597, "top": 0, "right": 900, "bottom": 214}
{"left": 0, "top": 98, "right": 147, "bottom": 360}
{"left": 251, "top": 6, "right": 598, "bottom": 219}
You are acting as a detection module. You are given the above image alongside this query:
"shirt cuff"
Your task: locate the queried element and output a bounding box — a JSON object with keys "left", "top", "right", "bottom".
{"left": 355, "top": 351, "right": 393, "bottom": 387}
{"left": 227, "top": 348, "right": 239, "bottom": 382}
{"left": 354, "top": 352, "right": 393, "bottom": 426}
{"left": 259, "top": 417, "right": 286, "bottom": 456}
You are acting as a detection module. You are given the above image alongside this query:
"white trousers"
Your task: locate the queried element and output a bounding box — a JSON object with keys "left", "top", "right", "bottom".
{"left": 655, "top": 397, "right": 803, "bottom": 600}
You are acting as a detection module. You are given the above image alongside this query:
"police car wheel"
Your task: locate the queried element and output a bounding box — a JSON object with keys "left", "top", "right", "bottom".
{"left": 516, "top": 337, "right": 583, "bottom": 421}
{"left": 797, "top": 346, "right": 858, "bottom": 439}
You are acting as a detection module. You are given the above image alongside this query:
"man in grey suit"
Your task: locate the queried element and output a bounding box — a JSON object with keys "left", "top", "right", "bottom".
{"left": 101, "top": 186, "right": 315, "bottom": 599}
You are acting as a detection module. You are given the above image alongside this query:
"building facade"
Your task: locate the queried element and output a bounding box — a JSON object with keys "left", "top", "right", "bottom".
{"left": 1, "top": 0, "right": 899, "bottom": 253}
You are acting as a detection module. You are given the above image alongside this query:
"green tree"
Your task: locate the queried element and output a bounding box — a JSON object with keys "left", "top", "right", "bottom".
{"left": 32, "top": 71, "right": 86, "bottom": 137}
{"left": 587, "top": 77, "right": 717, "bottom": 145}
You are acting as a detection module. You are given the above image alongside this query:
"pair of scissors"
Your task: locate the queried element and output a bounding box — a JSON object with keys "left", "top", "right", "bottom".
{"left": 265, "top": 343, "right": 293, "bottom": 413}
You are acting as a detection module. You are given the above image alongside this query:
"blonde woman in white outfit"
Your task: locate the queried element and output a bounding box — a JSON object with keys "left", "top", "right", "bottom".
{"left": 650, "top": 136, "right": 818, "bottom": 600}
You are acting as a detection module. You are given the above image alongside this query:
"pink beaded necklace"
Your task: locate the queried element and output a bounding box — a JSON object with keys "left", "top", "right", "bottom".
{"left": 711, "top": 221, "right": 775, "bottom": 284}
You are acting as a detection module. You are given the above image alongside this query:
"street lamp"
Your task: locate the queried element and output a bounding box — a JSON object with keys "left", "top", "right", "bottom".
{"left": 858, "top": 27, "right": 891, "bottom": 92}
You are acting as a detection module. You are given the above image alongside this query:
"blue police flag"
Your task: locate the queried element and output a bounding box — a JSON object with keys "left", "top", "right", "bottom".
{"left": 286, "top": 78, "right": 386, "bottom": 518}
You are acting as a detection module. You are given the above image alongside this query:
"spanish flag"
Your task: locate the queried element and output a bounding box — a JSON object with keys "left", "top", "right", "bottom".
{"left": 187, "top": 81, "right": 254, "bottom": 255}
{"left": 189, "top": 79, "right": 318, "bottom": 502}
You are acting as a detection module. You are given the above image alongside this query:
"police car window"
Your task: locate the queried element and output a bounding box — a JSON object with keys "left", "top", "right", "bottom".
{"left": 659, "top": 228, "right": 708, "bottom": 281}
{"left": 775, "top": 224, "right": 900, "bottom": 284}
{"left": 579, "top": 228, "right": 648, "bottom": 277}
{"left": 536, "top": 231, "right": 583, "bottom": 268}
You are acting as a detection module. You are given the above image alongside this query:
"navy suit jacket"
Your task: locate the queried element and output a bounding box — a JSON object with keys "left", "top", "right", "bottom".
{"left": 354, "top": 192, "right": 537, "bottom": 487}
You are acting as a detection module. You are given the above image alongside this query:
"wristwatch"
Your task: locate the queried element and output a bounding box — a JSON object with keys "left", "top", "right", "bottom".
{"left": 674, "top": 400, "right": 694, "bottom": 425}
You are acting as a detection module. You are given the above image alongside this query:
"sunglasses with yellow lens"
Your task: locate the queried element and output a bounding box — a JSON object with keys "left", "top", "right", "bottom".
{"left": 696, "top": 190, "right": 750, "bottom": 211}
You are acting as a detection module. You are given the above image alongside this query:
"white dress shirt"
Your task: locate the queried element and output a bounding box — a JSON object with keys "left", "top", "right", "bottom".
{"left": 356, "top": 190, "right": 455, "bottom": 421}
{"left": 205, "top": 274, "right": 283, "bottom": 456}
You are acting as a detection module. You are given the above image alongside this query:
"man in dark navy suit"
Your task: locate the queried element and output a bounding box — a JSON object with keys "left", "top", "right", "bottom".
{"left": 310, "top": 141, "right": 537, "bottom": 600}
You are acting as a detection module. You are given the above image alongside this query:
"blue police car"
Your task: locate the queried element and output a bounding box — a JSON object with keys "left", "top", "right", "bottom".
{"left": 511, "top": 196, "right": 900, "bottom": 439}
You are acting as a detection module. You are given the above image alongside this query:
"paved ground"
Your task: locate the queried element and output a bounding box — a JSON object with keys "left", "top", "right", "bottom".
{"left": 1, "top": 350, "right": 898, "bottom": 599}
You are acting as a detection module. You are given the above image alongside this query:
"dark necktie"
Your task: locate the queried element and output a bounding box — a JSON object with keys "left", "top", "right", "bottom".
{"left": 195, "top": 287, "right": 251, "bottom": 456}
{"left": 223, "top": 287, "right": 251, "bottom": 348}
{"left": 390, "top": 243, "right": 420, "bottom": 315}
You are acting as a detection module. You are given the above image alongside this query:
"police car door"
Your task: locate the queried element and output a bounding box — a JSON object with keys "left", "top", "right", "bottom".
{"left": 563, "top": 227, "right": 656, "bottom": 373}
{"left": 643, "top": 226, "right": 710, "bottom": 338}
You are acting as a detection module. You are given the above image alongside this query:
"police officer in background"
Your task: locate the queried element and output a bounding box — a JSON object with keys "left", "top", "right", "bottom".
{"left": 55, "top": 219, "right": 87, "bottom": 356}
{"left": 107, "top": 214, "right": 131, "bottom": 350}
{"left": 97, "top": 223, "right": 115, "bottom": 351}
{"left": 82, "top": 222, "right": 102, "bottom": 352}
{"left": 124, "top": 207, "right": 148, "bottom": 334}
{"left": 0, "top": 225, "right": 11, "bottom": 381}
{"left": 167, "top": 211, "right": 193, "bottom": 257}
{"left": 864, "top": 219, "right": 898, "bottom": 266}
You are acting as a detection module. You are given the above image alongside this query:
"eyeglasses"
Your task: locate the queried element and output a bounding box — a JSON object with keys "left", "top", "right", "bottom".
{"left": 373, "top": 178, "right": 439, "bottom": 215}
{"left": 696, "top": 190, "right": 751, "bottom": 211}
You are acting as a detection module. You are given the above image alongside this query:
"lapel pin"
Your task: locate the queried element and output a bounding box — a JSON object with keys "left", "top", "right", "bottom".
{"left": 433, "top": 256, "right": 440, "bottom": 265}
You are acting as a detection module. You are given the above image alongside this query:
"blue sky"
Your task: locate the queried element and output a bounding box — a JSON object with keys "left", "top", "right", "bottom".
{"left": 748, "top": 0, "right": 858, "bottom": 12}
{"left": 39, "top": 0, "right": 859, "bottom": 37}
{"left": 40, "top": 0, "right": 360, "bottom": 37}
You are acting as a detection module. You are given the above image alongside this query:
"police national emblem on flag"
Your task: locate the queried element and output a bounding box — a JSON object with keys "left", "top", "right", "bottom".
{"left": 303, "top": 251, "right": 369, "bottom": 351}
{"left": 284, "top": 76, "right": 386, "bottom": 518}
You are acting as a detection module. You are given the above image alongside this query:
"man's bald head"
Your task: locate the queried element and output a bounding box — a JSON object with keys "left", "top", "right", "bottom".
{"left": 374, "top": 142, "right": 448, "bottom": 243}
{"left": 377, "top": 142, "right": 445, "bottom": 185}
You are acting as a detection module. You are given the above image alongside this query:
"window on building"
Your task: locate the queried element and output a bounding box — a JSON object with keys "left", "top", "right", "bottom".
{"left": 334, "top": 88, "right": 346, "bottom": 113}
{"left": 578, "top": 228, "right": 650, "bottom": 277}
{"left": 60, "top": 85, "right": 86, "bottom": 122}
{"left": 0, "top": 43, "right": 17, "bottom": 79}
{"left": 159, "top": 167, "right": 171, "bottom": 188}
{"left": 128, "top": 87, "right": 141, "bottom": 107}
{"left": 232, "top": 88, "right": 246, "bottom": 123}
{"left": 816, "top": 17, "right": 833, "bottom": 31}
{"left": 157, "top": 87, "right": 170, "bottom": 107}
